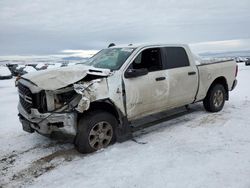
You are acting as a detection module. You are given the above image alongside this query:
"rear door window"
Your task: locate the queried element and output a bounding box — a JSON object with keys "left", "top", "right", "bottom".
{"left": 162, "top": 47, "right": 190, "bottom": 69}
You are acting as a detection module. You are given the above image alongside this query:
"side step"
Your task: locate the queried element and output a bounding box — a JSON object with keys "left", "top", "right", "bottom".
{"left": 131, "top": 106, "right": 195, "bottom": 133}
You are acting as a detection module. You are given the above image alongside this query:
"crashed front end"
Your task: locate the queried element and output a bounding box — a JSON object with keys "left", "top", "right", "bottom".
{"left": 17, "top": 68, "right": 110, "bottom": 136}
{"left": 17, "top": 79, "right": 80, "bottom": 136}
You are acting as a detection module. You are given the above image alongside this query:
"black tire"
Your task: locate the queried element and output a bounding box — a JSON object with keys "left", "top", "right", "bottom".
{"left": 75, "top": 111, "right": 117, "bottom": 154}
{"left": 203, "top": 84, "right": 226, "bottom": 112}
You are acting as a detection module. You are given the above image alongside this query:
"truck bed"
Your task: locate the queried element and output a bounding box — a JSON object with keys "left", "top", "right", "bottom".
{"left": 197, "top": 59, "right": 234, "bottom": 66}
{"left": 195, "top": 59, "right": 237, "bottom": 102}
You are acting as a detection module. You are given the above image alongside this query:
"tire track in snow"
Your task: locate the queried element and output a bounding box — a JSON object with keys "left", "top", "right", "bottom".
{"left": 0, "top": 139, "right": 78, "bottom": 188}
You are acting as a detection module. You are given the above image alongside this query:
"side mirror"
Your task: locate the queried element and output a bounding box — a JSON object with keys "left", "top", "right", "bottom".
{"left": 124, "top": 68, "right": 148, "bottom": 78}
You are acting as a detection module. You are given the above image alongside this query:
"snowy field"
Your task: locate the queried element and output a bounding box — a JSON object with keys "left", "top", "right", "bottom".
{"left": 0, "top": 64, "right": 250, "bottom": 188}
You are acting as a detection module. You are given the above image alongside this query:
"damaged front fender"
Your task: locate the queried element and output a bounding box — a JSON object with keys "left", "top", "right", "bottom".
{"left": 74, "top": 78, "right": 109, "bottom": 112}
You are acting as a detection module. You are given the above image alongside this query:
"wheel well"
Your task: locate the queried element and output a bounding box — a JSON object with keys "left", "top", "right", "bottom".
{"left": 208, "top": 77, "right": 229, "bottom": 100}
{"left": 77, "top": 100, "right": 132, "bottom": 142}
{"left": 78, "top": 100, "right": 120, "bottom": 123}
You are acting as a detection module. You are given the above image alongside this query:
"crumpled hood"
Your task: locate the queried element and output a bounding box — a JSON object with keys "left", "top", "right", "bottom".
{"left": 22, "top": 65, "right": 111, "bottom": 90}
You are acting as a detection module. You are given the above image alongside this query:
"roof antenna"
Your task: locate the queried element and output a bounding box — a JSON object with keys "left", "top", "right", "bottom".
{"left": 108, "top": 43, "right": 115, "bottom": 48}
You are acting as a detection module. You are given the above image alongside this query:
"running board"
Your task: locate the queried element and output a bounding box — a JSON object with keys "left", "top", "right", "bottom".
{"left": 130, "top": 106, "right": 195, "bottom": 133}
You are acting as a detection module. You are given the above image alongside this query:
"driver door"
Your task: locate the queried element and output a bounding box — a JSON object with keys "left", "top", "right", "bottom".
{"left": 123, "top": 48, "right": 169, "bottom": 121}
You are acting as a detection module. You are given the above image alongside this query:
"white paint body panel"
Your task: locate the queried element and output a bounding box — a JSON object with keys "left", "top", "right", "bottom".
{"left": 167, "top": 66, "right": 198, "bottom": 108}
{"left": 124, "top": 70, "right": 169, "bottom": 120}
{"left": 196, "top": 60, "right": 237, "bottom": 101}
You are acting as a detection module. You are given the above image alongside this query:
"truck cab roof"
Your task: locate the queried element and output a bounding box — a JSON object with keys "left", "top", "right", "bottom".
{"left": 109, "top": 43, "right": 190, "bottom": 49}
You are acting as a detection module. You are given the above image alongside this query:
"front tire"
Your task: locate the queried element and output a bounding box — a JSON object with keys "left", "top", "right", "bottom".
{"left": 75, "top": 111, "right": 117, "bottom": 154}
{"left": 203, "top": 84, "right": 226, "bottom": 112}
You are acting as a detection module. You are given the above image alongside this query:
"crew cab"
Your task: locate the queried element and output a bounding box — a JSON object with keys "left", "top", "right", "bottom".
{"left": 17, "top": 44, "right": 238, "bottom": 153}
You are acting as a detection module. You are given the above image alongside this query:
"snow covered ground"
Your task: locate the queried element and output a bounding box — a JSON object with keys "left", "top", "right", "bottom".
{"left": 0, "top": 64, "right": 250, "bottom": 188}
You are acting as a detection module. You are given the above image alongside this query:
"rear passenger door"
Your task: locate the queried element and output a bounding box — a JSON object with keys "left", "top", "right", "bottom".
{"left": 162, "top": 47, "right": 198, "bottom": 108}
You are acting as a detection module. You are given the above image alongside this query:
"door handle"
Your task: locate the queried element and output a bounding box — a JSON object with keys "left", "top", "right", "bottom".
{"left": 155, "top": 77, "right": 166, "bottom": 81}
{"left": 188, "top": 71, "right": 196, "bottom": 75}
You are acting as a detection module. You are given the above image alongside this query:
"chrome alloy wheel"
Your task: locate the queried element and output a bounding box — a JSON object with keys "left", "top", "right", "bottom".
{"left": 88, "top": 121, "right": 113, "bottom": 150}
{"left": 213, "top": 90, "right": 224, "bottom": 108}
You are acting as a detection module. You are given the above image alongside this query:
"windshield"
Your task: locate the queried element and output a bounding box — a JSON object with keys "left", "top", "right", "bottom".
{"left": 82, "top": 48, "right": 135, "bottom": 70}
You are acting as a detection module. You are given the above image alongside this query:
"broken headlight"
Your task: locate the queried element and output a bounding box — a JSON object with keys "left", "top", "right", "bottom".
{"left": 54, "top": 90, "right": 77, "bottom": 109}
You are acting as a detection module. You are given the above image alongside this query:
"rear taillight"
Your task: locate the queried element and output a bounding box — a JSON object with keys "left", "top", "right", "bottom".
{"left": 235, "top": 64, "right": 238, "bottom": 77}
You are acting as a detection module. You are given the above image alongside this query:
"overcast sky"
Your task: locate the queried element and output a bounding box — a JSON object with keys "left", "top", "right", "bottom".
{"left": 0, "top": 0, "right": 249, "bottom": 55}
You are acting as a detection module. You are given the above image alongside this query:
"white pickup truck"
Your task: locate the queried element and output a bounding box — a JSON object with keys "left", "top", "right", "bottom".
{"left": 17, "top": 44, "right": 238, "bottom": 153}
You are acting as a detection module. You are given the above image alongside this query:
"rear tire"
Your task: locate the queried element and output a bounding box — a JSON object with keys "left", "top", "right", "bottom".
{"left": 75, "top": 111, "right": 117, "bottom": 154}
{"left": 203, "top": 84, "right": 226, "bottom": 112}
